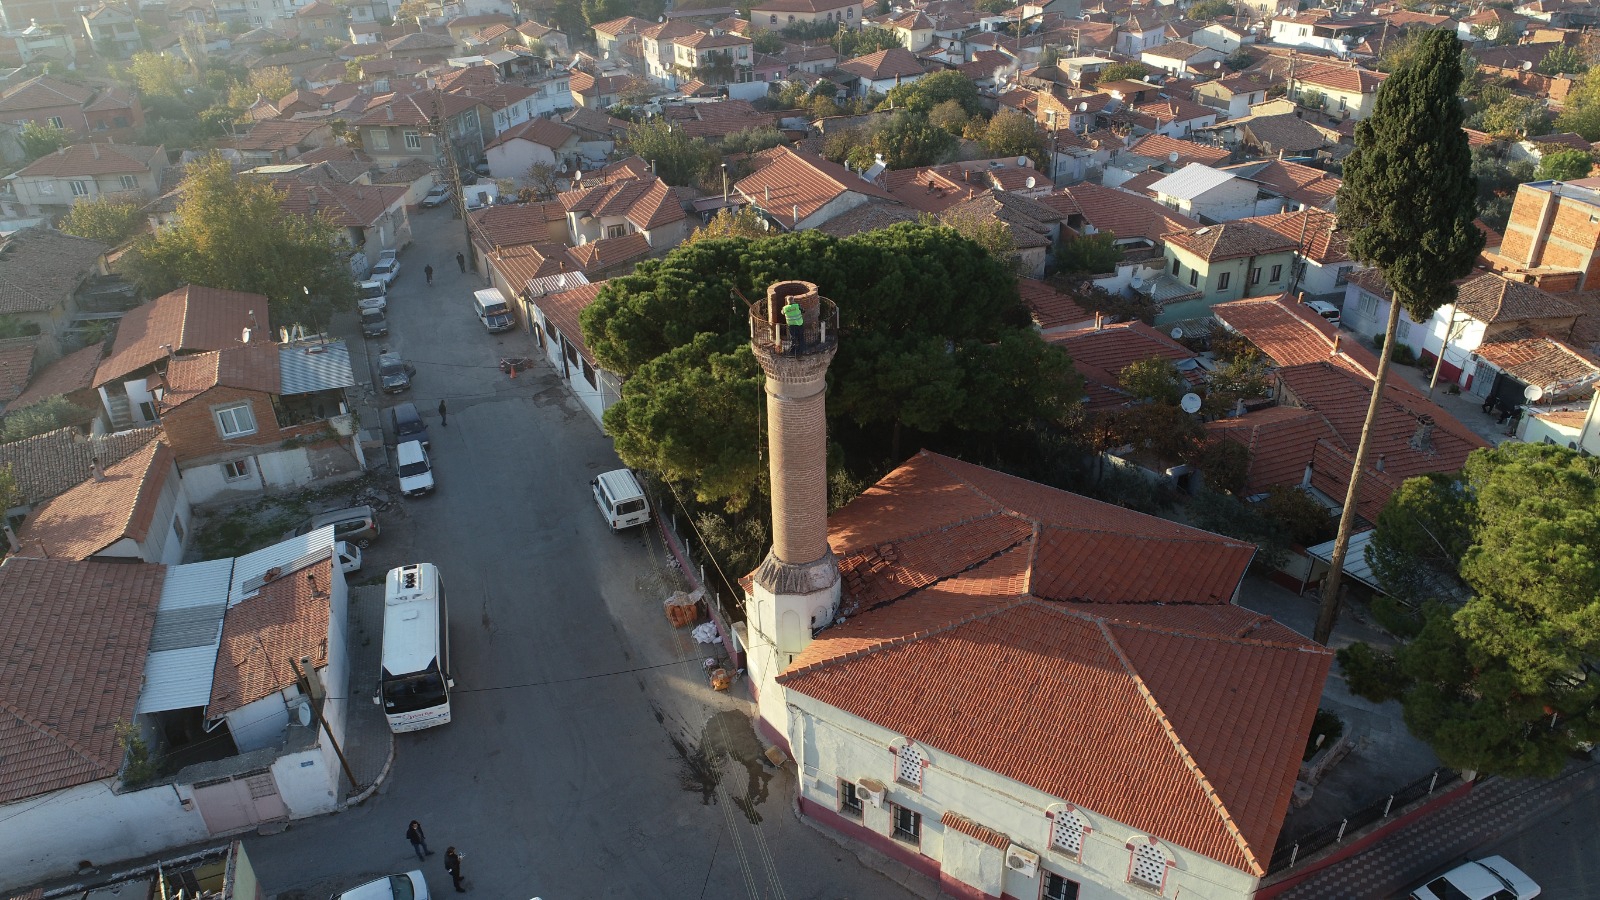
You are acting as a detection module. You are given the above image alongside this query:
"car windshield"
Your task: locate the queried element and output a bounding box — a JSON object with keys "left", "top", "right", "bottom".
{"left": 362, "top": 310, "right": 384, "bottom": 323}
{"left": 1421, "top": 877, "right": 1474, "bottom": 900}
{"left": 380, "top": 359, "right": 405, "bottom": 375}
{"left": 360, "top": 284, "right": 385, "bottom": 300}
{"left": 389, "top": 874, "right": 416, "bottom": 900}
{"left": 382, "top": 669, "right": 446, "bottom": 713}
{"left": 398, "top": 460, "right": 429, "bottom": 477}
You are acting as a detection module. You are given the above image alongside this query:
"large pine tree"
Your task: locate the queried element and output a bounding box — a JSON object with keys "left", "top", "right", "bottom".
{"left": 1316, "top": 31, "right": 1484, "bottom": 643}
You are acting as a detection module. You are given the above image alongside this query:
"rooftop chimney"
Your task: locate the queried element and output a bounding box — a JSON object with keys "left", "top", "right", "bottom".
{"left": 1409, "top": 415, "right": 1435, "bottom": 453}
{"left": 1375, "top": 453, "right": 1385, "bottom": 472}
{"left": 746, "top": 280, "right": 841, "bottom": 678}
{"left": 91, "top": 456, "right": 104, "bottom": 482}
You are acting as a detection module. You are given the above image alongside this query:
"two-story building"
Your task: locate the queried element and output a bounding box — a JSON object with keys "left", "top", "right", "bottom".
{"left": 0, "top": 74, "right": 144, "bottom": 139}
{"left": 354, "top": 90, "right": 491, "bottom": 169}
{"left": 1291, "top": 63, "right": 1388, "bottom": 122}
{"left": 834, "top": 47, "right": 928, "bottom": 98}
{"left": 1159, "top": 221, "right": 1297, "bottom": 321}
{"left": 14, "top": 440, "right": 192, "bottom": 565}
{"left": 559, "top": 174, "right": 690, "bottom": 253}
{"left": 0, "top": 227, "right": 110, "bottom": 361}
{"left": 750, "top": 0, "right": 863, "bottom": 30}
{"left": 4, "top": 141, "right": 166, "bottom": 215}
{"left": 292, "top": 0, "right": 345, "bottom": 42}
{"left": 81, "top": 2, "right": 141, "bottom": 58}
{"left": 670, "top": 29, "right": 754, "bottom": 87}
{"left": 272, "top": 178, "right": 411, "bottom": 274}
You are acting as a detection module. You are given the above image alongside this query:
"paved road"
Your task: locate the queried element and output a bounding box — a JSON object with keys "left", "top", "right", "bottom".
{"left": 1475, "top": 769, "right": 1600, "bottom": 899}
{"left": 240, "top": 211, "right": 920, "bottom": 900}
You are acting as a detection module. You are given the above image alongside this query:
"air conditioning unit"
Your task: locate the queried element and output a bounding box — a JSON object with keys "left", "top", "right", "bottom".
{"left": 1005, "top": 846, "right": 1039, "bottom": 877}
{"left": 857, "top": 778, "right": 886, "bottom": 808}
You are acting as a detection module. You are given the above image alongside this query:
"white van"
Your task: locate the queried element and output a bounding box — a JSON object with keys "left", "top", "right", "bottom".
{"left": 397, "top": 440, "right": 435, "bottom": 496}
{"left": 473, "top": 287, "right": 515, "bottom": 333}
{"left": 592, "top": 468, "right": 650, "bottom": 531}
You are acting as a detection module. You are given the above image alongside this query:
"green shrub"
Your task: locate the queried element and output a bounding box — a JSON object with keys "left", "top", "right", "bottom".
{"left": 1336, "top": 642, "right": 1408, "bottom": 703}
{"left": 1371, "top": 595, "right": 1424, "bottom": 638}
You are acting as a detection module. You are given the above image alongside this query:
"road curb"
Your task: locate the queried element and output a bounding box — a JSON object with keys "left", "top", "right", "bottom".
{"left": 344, "top": 737, "right": 396, "bottom": 808}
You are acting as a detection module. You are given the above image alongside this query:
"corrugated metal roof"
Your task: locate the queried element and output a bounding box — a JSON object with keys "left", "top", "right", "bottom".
{"left": 230, "top": 525, "right": 335, "bottom": 606}
{"left": 1306, "top": 528, "right": 1380, "bottom": 591}
{"left": 279, "top": 341, "right": 355, "bottom": 395}
{"left": 526, "top": 270, "right": 590, "bottom": 296}
{"left": 1150, "top": 162, "right": 1238, "bottom": 201}
{"left": 136, "top": 558, "right": 233, "bottom": 714}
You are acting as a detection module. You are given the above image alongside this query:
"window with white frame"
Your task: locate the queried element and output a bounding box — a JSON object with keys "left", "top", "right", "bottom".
{"left": 895, "top": 744, "right": 924, "bottom": 787}
{"left": 69, "top": 180, "right": 89, "bottom": 196}
{"left": 1129, "top": 841, "right": 1168, "bottom": 890}
{"left": 1050, "top": 809, "right": 1087, "bottom": 859}
{"left": 1357, "top": 291, "right": 1378, "bottom": 318}
{"left": 371, "top": 130, "right": 390, "bottom": 150}
{"left": 606, "top": 223, "right": 627, "bottom": 238}
{"left": 223, "top": 459, "right": 252, "bottom": 480}
{"left": 890, "top": 804, "right": 920, "bottom": 844}
{"left": 1044, "top": 873, "right": 1080, "bottom": 900}
{"left": 1396, "top": 317, "right": 1411, "bottom": 342}
{"left": 120, "top": 174, "right": 138, "bottom": 190}
{"left": 47, "top": 116, "right": 62, "bottom": 128}
{"left": 404, "top": 130, "right": 422, "bottom": 150}
{"left": 215, "top": 403, "right": 257, "bottom": 439}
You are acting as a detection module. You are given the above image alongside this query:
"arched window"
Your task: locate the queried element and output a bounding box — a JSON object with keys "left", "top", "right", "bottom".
{"left": 1050, "top": 808, "right": 1088, "bottom": 860}
{"left": 788, "top": 14, "right": 796, "bottom": 23}
{"left": 895, "top": 742, "right": 924, "bottom": 787}
{"left": 847, "top": 6, "right": 854, "bottom": 16}
{"left": 1127, "top": 838, "right": 1170, "bottom": 890}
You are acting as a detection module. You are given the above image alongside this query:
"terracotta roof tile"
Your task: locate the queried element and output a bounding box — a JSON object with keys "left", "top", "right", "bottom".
{"left": 485, "top": 116, "right": 576, "bottom": 151}
{"left": 469, "top": 200, "right": 566, "bottom": 251}
{"left": 0, "top": 557, "right": 165, "bottom": 803}
{"left": 1165, "top": 221, "right": 1297, "bottom": 262}
{"left": 1016, "top": 278, "right": 1091, "bottom": 331}
{"left": 1206, "top": 405, "right": 1339, "bottom": 495}
{"left": 533, "top": 280, "right": 605, "bottom": 364}
{"left": 1454, "top": 272, "right": 1584, "bottom": 324}
{"left": 1048, "top": 319, "right": 1195, "bottom": 383}
{"left": 15, "top": 441, "right": 174, "bottom": 560}
{"left": 0, "top": 336, "right": 38, "bottom": 404}
{"left": 0, "top": 426, "right": 160, "bottom": 505}
{"left": 0, "top": 75, "right": 94, "bottom": 113}
{"left": 814, "top": 200, "right": 920, "bottom": 237}
{"left": 836, "top": 47, "right": 929, "bottom": 81}
{"left": 0, "top": 227, "right": 110, "bottom": 316}
{"left": 1244, "top": 208, "right": 1348, "bottom": 264}
{"left": 1127, "top": 134, "right": 1230, "bottom": 168}
{"left": 1473, "top": 327, "right": 1599, "bottom": 392}
{"left": 95, "top": 286, "right": 265, "bottom": 387}
{"left": 9, "top": 342, "right": 99, "bottom": 410}
{"left": 941, "top": 811, "right": 1011, "bottom": 849}
{"left": 735, "top": 146, "right": 897, "bottom": 227}
{"left": 1212, "top": 295, "right": 1378, "bottom": 377}
{"left": 160, "top": 342, "right": 282, "bottom": 409}
{"left": 486, "top": 243, "right": 582, "bottom": 287}
{"left": 208, "top": 557, "right": 332, "bottom": 715}
{"left": 1222, "top": 159, "right": 1341, "bottom": 208}
{"left": 1048, "top": 183, "right": 1199, "bottom": 243}
{"left": 559, "top": 176, "right": 687, "bottom": 232}
{"left": 1294, "top": 63, "right": 1387, "bottom": 94}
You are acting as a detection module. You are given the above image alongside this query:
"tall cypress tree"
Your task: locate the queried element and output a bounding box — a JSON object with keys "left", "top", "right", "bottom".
{"left": 1316, "top": 31, "right": 1484, "bottom": 644}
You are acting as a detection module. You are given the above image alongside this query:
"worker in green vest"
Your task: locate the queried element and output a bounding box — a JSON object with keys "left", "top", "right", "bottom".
{"left": 782, "top": 298, "right": 805, "bottom": 355}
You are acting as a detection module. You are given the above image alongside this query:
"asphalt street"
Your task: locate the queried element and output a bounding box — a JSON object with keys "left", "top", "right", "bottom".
{"left": 240, "top": 210, "right": 921, "bottom": 900}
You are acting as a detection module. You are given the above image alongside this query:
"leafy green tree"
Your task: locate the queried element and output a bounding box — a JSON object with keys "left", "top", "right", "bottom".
{"left": 1366, "top": 471, "right": 1474, "bottom": 606}
{"left": 869, "top": 109, "right": 955, "bottom": 168}
{"left": 808, "top": 94, "right": 843, "bottom": 119}
{"left": 1555, "top": 101, "right": 1600, "bottom": 140}
{"left": 1055, "top": 231, "right": 1122, "bottom": 274}
{"left": 1473, "top": 95, "right": 1550, "bottom": 137}
{"left": 931, "top": 207, "right": 1019, "bottom": 273}
{"left": 346, "top": 56, "right": 378, "bottom": 83}
{"left": 981, "top": 108, "right": 1046, "bottom": 163}
{"left": 2, "top": 396, "right": 94, "bottom": 442}
{"left": 127, "top": 51, "right": 187, "bottom": 97}
{"left": 132, "top": 154, "right": 355, "bottom": 328}
{"left": 1187, "top": 488, "right": 1290, "bottom": 570}
{"left": 1188, "top": 0, "right": 1234, "bottom": 20}
{"left": 583, "top": 225, "right": 1078, "bottom": 507}
{"left": 0, "top": 316, "right": 42, "bottom": 339}
{"left": 1538, "top": 42, "right": 1590, "bottom": 76}
{"left": 1223, "top": 48, "right": 1253, "bottom": 71}
{"left": 59, "top": 197, "right": 145, "bottom": 246}
{"left": 1319, "top": 29, "right": 1484, "bottom": 643}
{"left": 750, "top": 28, "right": 785, "bottom": 54}
{"left": 927, "top": 98, "right": 969, "bottom": 135}
{"left": 1096, "top": 61, "right": 1150, "bottom": 83}
{"left": 721, "top": 125, "right": 785, "bottom": 156}
{"left": 1202, "top": 354, "right": 1272, "bottom": 416}
{"left": 882, "top": 69, "right": 983, "bottom": 116}
{"left": 685, "top": 207, "right": 770, "bottom": 244}
{"left": 623, "top": 120, "right": 719, "bottom": 186}
{"left": 832, "top": 26, "right": 901, "bottom": 58}
{"left": 1258, "top": 484, "right": 1335, "bottom": 548}
{"left": 1535, "top": 147, "right": 1594, "bottom": 180}
{"left": 20, "top": 123, "right": 68, "bottom": 161}
{"left": 0, "top": 463, "right": 18, "bottom": 511}
{"left": 1117, "top": 358, "right": 1185, "bottom": 405}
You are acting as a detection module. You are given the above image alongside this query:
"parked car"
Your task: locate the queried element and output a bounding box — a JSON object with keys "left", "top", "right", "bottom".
{"left": 389, "top": 401, "right": 430, "bottom": 449}
{"left": 288, "top": 506, "right": 380, "bottom": 547}
{"left": 358, "top": 280, "right": 387, "bottom": 311}
{"left": 397, "top": 439, "right": 435, "bottom": 496}
{"left": 371, "top": 258, "right": 401, "bottom": 287}
{"left": 378, "top": 352, "right": 415, "bottom": 393}
{"left": 331, "top": 871, "right": 429, "bottom": 900}
{"left": 361, "top": 307, "right": 388, "bottom": 337}
{"left": 336, "top": 541, "right": 362, "bottom": 574}
{"left": 1303, "top": 299, "right": 1341, "bottom": 328}
{"left": 1407, "top": 856, "right": 1540, "bottom": 900}
{"left": 592, "top": 468, "right": 651, "bottom": 532}
{"left": 420, "top": 185, "right": 450, "bottom": 207}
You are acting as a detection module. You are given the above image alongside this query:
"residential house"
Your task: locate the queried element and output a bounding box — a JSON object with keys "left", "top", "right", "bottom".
{"left": 1522, "top": 382, "right": 1600, "bottom": 451}
{"left": 0, "top": 227, "right": 110, "bottom": 361}
{"left": 562, "top": 106, "right": 628, "bottom": 159}
{"left": 670, "top": 29, "right": 754, "bottom": 90}
{"left": 484, "top": 117, "right": 580, "bottom": 179}
{"left": 445, "top": 12, "right": 512, "bottom": 43}
{"left": 1047, "top": 318, "right": 1204, "bottom": 411}
{"left": 1221, "top": 159, "right": 1341, "bottom": 212}
{"left": 1191, "top": 72, "right": 1272, "bottom": 120}
{"left": 1290, "top": 63, "right": 1387, "bottom": 122}
{"left": 1245, "top": 207, "right": 1351, "bottom": 299}
{"left": 1498, "top": 178, "right": 1600, "bottom": 288}
{"left": 1115, "top": 9, "right": 1167, "bottom": 55}
{"left": 1508, "top": 131, "right": 1594, "bottom": 165}
{"left": 293, "top": 0, "right": 345, "bottom": 41}
{"left": 590, "top": 15, "right": 649, "bottom": 57}
{"left": 940, "top": 189, "right": 1063, "bottom": 278}
{"left": 834, "top": 47, "right": 928, "bottom": 98}
{"left": 154, "top": 338, "right": 361, "bottom": 500}
{"left": 1459, "top": 7, "right": 1526, "bottom": 42}
{"left": 81, "top": 2, "right": 140, "bottom": 58}
{"left": 749, "top": 448, "right": 1329, "bottom": 900}
{"left": 1268, "top": 11, "right": 1373, "bottom": 54}
{"left": 750, "top": 0, "right": 863, "bottom": 30}
{"left": 527, "top": 278, "right": 623, "bottom": 426}
{"left": 1191, "top": 21, "right": 1250, "bottom": 54}
{"left": 14, "top": 440, "right": 191, "bottom": 564}
{"left": 559, "top": 174, "right": 690, "bottom": 253}
{"left": 454, "top": 81, "right": 540, "bottom": 136}
{"left": 1342, "top": 270, "right": 1586, "bottom": 400}
{"left": 658, "top": 98, "right": 774, "bottom": 141}
{"left": 734, "top": 145, "right": 896, "bottom": 231}
{"left": 219, "top": 120, "right": 333, "bottom": 165}
{"left": 354, "top": 90, "right": 491, "bottom": 169}
{"left": 93, "top": 285, "right": 261, "bottom": 430}
{"left": 639, "top": 19, "right": 702, "bottom": 86}
{"left": 0, "top": 425, "right": 159, "bottom": 518}
{"left": 4, "top": 141, "right": 166, "bottom": 214}
{"left": 246, "top": 48, "right": 337, "bottom": 81}
{"left": 1, "top": 22, "right": 74, "bottom": 66}
{"left": 1160, "top": 221, "right": 1297, "bottom": 320}
{"left": 1225, "top": 112, "right": 1331, "bottom": 159}
{"left": 517, "top": 20, "right": 569, "bottom": 57}
{"left": 519, "top": 69, "right": 575, "bottom": 119}
{"left": 272, "top": 178, "right": 411, "bottom": 274}
{"left": 568, "top": 70, "right": 636, "bottom": 108}
{"left": 888, "top": 9, "right": 934, "bottom": 50}
{"left": 1140, "top": 40, "right": 1222, "bottom": 77}
{"left": 384, "top": 30, "right": 457, "bottom": 62}
{"left": 1045, "top": 181, "right": 1200, "bottom": 248}
{"left": 1015, "top": 277, "right": 1093, "bottom": 336}
{"left": 0, "top": 75, "right": 144, "bottom": 138}
{"left": 6, "top": 340, "right": 105, "bottom": 423}
{"left": 1148, "top": 163, "right": 1260, "bottom": 223}
{"left": 1125, "top": 96, "right": 1217, "bottom": 139}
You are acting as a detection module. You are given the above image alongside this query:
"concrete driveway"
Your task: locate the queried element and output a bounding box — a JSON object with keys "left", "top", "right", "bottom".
{"left": 241, "top": 211, "right": 921, "bottom": 900}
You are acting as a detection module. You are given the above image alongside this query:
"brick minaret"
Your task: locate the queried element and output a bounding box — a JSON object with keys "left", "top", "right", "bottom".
{"left": 746, "top": 281, "right": 840, "bottom": 704}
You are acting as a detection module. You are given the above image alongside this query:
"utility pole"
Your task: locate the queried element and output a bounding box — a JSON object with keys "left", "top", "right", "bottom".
{"left": 292, "top": 653, "right": 360, "bottom": 794}
{"left": 427, "top": 88, "right": 475, "bottom": 267}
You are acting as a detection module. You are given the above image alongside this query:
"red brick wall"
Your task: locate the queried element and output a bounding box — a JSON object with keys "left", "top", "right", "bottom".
{"left": 1498, "top": 188, "right": 1543, "bottom": 264}
{"left": 1501, "top": 189, "right": 1600, "bottom": 276}
{"left": 161, "top": 386, "right": 324, "bottom": 463}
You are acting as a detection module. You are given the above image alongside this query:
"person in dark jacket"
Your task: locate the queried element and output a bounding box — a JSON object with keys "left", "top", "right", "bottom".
{"left": 405, "top": 820, "right": 432, "bottom": 860}
{"left": 456, "top": 252, "right": 467, "bottom": 273}
{"left": 445, "top": 847, "right": 466, "bottom": 892}
{"left": 438, "top": 399, "right": 448, "bottom": 426}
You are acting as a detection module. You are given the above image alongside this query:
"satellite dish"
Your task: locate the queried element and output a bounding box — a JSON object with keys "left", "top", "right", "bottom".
{"left": 1521, "top": 60, "right": 1533, "bottom": 72}
{"left": 1078, "top": 101, "right": 1088, "bottom": 112}
{"left": 1170, "top": 327, "right": 1184, "bottom": 339}
{"left": 292, "top": 699, "right": 313, "bottom": 727}
{"left": 1180, "top": 393, "right": 1202, "bottom": 414}
{"left": 1025, "top": 175, "right": 1036, "bottom": 188}
{"left": 1017, "top": 156, "right": 1029, "bottom": 166}
{"left": 1169, "top": 150, "right": 1180, "bottom": 163}
{"left": 1523, "top": 383, "right": 1545, "bottom": 401}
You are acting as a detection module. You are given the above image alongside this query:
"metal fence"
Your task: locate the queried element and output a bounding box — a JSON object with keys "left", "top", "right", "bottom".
{"left": 652, "top": 487, "right": 746, "bottom": 669}
{"left": 1267, "top": 767, "right": 1461, "bottom": 873}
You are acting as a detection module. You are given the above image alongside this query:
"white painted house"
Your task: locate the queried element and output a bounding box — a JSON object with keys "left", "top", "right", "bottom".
{"left": 1149, "top": 163, "right": 1260, "bottom": 223}
{"left": 737, "top": 279, "right": 1331, "bottom": 900}
{"left": 484, "top": 117, "right": 582, "bottom": 179}
{"left": 14, "top": 439, "right": 193, "bottom": 565}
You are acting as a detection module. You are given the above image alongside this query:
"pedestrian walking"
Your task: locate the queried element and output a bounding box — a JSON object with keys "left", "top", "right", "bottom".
{"left": 405, "top": 820, "right": 433, "bottom": 860}
{"left": 425, "top": 264, "right": 434, "bottom": 286}
{"left": 438, "top": 399, "right": 448, "bottom": 427}
{"left": 444, "top": 846, "right": 466, "bottom": 893}
{"left": 456, "top": 252, "right": 466, "bottom": 273}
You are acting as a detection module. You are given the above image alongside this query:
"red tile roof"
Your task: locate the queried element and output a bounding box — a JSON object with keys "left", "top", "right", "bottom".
{"left": 559, "top": 176, "right": 686, "bottom": 231}
{"left": 532, "top": 280, "right": 605, "bottom": 364}
{"left": 779, "top": 453, "right": 1326, "bottom": 875}
{"left": 735, "top": 145, "right": 893, "bottom": 227}
{"left": 1294, "top": 62, "right": 1387, "bottom": 94}
{"left": 485, "top": 116, "right": 576, "bottom": 151}
{"left": 1165, "top": 221, "right": 1297, "bottom": 262}
{"left": 12, "top": 142, "right": 162, "bottom": 178}
{"left": 15, "top": 441, "right": 175, "bottom": 560}
{"left": 1048, "top": 319, "right": 1196, "bottom": 384}
{"left": 1206, "top": 405, "right": 1339, "bottom": 495}
{"left": 96, "top": 286, "right": 264, "bottom": 387}
{"left": 567, "top": 231, "right": 651, "bottom": 274}
{"left": 160, "top": 341, "right": 282, "bottom": 409}
{"left": 1046, "top": 183, "right": 1199, "bottom": 243}
{"left": 0, "top": 75, "right": 93, "bottom": 114}
{"left": 0, "top": 557, "right": 165, "bottom": 803}
{"left": 1473, "top": 327, "right": 1599, "bottom": 392}
{"left": 1244, "top": 208, "right": 1348, "bottom": 264}
{"left": 942, "top": 811, "right": 1011, "bottom": 849}
{"left": 835, "top": 47, "right": 929, "bottom": 81}
{"left": 1128, "top": 134, "right": 1231, "bottom": 168}
{"left": 1016, "top": 277, "right": 1091, "bottom": 331}
{"left": 469, "top": 200, "right": 566, "bottom": 251}
{"left": 209, "top": 558, "right": 333, "bottom": 716}
{"left": 0, "top": 336, "right": 37, "bottom": 404}
{"left": 1453, "top": 272, "right": 1583, "bottom": 324}
{"left": 1212, "top": 295, "right": 1379, "bottom": 377}
{"left": 9, "top": 342, "right": 99, "bottom": 410}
